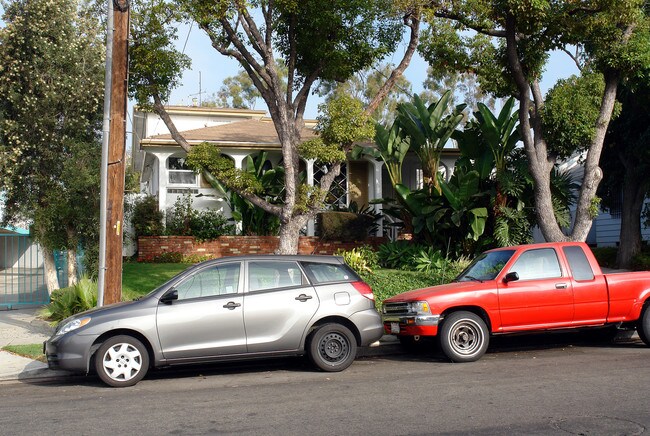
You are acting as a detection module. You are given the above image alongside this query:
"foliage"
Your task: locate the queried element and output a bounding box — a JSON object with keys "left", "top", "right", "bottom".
{"left": 39, "top": 277, "right": 98, "bottom": 323}
{"left": 337, "top": 246, "right": 380, "bottom": 274}
{"left": 543, "top": 72, "right": 621, "bottom": 159}
{"left": 0, "top": 0, "right": 104, "bottom": 286}
{"left": 166, "top": 195, "right": 234, "bottom": 241}
{"left": 420, "top": 0, "right": 649, "bottom": 243}
{"left": 591, "top": 247, "right": 618, "bottom": 269}
{"left": 397, "top": 92, "right": 467, "bottom": 193}
{"left": 377, "top": 240, "right": 421, "bottom": 269}
{"left": 131, "top": 195, "right": 165, "bottom": 238}
{"left": 129, "top": 0, "right": 420, "bottom": 253}
{"left": 316, "top": 62, "right": 413, "bottom": 124}
{"left": 318, "top": 212, "right": 376, "bottom": 241}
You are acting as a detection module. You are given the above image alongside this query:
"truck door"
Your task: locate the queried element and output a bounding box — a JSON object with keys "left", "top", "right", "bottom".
{"left": 498, "top": 247, "right": 574, "bottom": 330}
{"left": 562, "top": 245, "right": 608, "bottom": 325}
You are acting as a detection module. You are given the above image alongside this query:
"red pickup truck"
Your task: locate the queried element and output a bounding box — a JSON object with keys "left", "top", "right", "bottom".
{"left": 381, "top": 242, "right": 650, "bottom": 362}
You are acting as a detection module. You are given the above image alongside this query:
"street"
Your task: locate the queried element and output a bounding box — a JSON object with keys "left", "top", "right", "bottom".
{"left": 1, "top": 334, "right": 649, "bottom": 435}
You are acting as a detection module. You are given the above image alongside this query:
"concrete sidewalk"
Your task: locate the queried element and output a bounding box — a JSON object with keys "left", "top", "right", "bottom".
{"left": 0, "top": 307, "right": 69, "bottom": 382}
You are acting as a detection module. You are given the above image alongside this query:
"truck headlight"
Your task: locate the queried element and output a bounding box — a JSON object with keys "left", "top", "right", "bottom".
{"left": 56, "top": 317, "right": 91, "bottom": 336}
{"left": 409, "top": 301, "right": 431, "bottom": 315}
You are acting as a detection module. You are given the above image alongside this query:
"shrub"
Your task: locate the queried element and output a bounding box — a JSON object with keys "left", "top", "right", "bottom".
{"left": 146, "top": 251, "right": 213, "bottom": 264}
{"left": 631, "top": 252, "right": 650, "bottom": 271}
{"left": 318, "top": 211, "right": 376, "bottom": 241}
{"left": 166, "top": 194, "right": 234, "bottom": 241}
{"left": 131, "top": 195, "right": 165, "bottom": 237}
{"left": 337, "top": 246, "right": 379, "bottom": 274}
{"left": 377, "top": 240, "right": 421, "bottom": 270}
{"left": 39, "top": 277, "right": 98, "bottom": 324}
{"left": 591, "top": 246, "right": 618, "bottom": 268}
{"left": 359, "top": 269, "right": 438, "bottom": 309}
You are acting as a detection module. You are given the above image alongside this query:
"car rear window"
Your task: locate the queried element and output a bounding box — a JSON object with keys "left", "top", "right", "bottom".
{"left": 563, "top": 246, "right": 595, "bottom": 281}
{"left": 301, "top": 262, "right": 357, "bottom": 284}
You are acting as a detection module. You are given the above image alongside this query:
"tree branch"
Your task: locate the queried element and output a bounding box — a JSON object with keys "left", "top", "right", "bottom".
{"left": 433, "top": 9, "right": 506, "bottom": 37}
{"left": 152, "top": 94, "right": 191, "bottom": 153}
{"left": 365, "top": 10, "right": 421, "bottom": 115}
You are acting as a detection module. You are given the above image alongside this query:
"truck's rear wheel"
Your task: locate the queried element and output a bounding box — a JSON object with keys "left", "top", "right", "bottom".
{"left": 637, "top": 305, "right": 650, "bottom": 346}
{"left": 439, "top": 311, "right": 489, "bottom": 362}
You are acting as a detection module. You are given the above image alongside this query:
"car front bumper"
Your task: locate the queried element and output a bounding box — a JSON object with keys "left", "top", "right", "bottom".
{"left": 44, "top": 332, "right": 100, "bottom": 373}
{"left": 382, "top": 314, "right": 440, "bottom": 337}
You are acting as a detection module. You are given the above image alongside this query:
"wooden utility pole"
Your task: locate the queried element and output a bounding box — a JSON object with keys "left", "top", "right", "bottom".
{"left": 103, "top": 0, "right": 130, "bottom": 305}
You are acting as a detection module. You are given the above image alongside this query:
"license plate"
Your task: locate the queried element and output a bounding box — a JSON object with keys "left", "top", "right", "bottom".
{"left": 390, "top": 322, "right": 400, "bottom": 334}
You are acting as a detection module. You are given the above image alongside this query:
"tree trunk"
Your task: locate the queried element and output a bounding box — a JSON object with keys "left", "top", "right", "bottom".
{"left": 276, "top": 215, "right": 308, "bottom": 254}
{"left": 616, "top": 176, "right": 647, "bottom": 269}
{"left": 67, "top": 247, "right": 78, "bottom": 287}
{"left": 41, "top": 247, "right": 59, "bottom": 294}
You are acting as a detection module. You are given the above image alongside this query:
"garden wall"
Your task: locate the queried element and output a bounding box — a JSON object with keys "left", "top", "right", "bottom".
{"left": 137, "top": 235, "right": 386, "bottom": 262}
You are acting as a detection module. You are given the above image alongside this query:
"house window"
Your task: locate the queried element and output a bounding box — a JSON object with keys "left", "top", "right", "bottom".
{"left": 314, "top": 162, "right": 348, "bottom": 208}
{"left": 167, "top": 156, "right": 197, "bottom": 185}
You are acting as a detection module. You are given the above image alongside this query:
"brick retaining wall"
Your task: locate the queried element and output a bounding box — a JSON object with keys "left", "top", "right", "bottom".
{"left": 137, "top": 235, "right": 386, "bottom": 261}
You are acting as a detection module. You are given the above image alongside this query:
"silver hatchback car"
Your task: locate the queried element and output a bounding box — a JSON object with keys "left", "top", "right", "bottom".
{"left": 45, "top": 255, "right": 383, "bottom": 387}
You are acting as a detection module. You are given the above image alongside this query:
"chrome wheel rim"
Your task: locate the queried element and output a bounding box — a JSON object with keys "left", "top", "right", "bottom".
{"left": 448, "top": 319, "right": 483, "bottom": 356}
{"left": 319, "top": 332, "right": 350, "bottom": 363}
{"left": 102, "top": 342, "right": 143, "bottom": 382}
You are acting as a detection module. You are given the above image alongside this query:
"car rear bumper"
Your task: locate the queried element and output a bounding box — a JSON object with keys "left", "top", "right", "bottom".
{"left": 350, "top": 308, "right": 384, "bottom": 345}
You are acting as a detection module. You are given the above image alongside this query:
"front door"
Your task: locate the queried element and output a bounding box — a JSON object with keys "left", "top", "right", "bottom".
{"left": 498, "top": 248, "right": 574, "bottom": 330}
{"left": 244, "top": 260, "right": 319, "bottom": 353}
{"left": 156, "top": 262, "right": 246, "bottom": 360}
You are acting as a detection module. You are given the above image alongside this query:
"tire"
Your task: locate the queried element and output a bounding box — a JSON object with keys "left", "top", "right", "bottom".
{"left": 637, "top": 305, "right": 650, "bottom": 346}
{"left": 94, "top": 335, "right": 150, "bottom": 387}
{"left": 439, "top": 311, "right": 489, "bottom": 363}
{"left": 308, "top": 323, "right": 357, "bottom": 372}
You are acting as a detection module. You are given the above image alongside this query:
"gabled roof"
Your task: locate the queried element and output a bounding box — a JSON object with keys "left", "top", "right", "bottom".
{"left": 140, "top": 119, "right": 318, "bottom": 149}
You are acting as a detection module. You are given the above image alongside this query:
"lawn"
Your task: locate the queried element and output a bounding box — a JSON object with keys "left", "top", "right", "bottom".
{"left": 2, "top": 344, "right": 46, "bottom": 362}
{"left": 122, "top": 262, "right": 188, "bottom": 300}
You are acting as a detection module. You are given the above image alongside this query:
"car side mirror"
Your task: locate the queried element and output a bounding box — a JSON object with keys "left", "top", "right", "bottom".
{"left": 503, "top": 272, "right": 519, "bottom": 283}
{"left": 160, "top": 289, "right": 178, "bottom": 305}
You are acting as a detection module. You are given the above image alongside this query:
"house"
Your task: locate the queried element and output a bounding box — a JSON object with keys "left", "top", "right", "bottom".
{"left": 131, "top": 105, "right": 461, "bottom": 238}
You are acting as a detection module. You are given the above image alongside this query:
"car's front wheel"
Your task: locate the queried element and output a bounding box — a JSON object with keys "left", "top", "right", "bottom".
{"left": 308, "top": 323, "right": 357, "bottom": 372}
{"left": 94, "top": 335, "right": 150, "bottom": 387}
{"left": 439, "top": 311, "right": 489, "bottom": 362}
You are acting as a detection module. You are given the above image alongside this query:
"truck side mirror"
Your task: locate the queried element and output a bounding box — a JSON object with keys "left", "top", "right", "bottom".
{"left": 503, "top": 272, "right": 519, "bottom": 283}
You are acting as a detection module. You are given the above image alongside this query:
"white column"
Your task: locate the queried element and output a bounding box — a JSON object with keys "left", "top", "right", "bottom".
{"left": 306, "top": 159, "right": 315, "bottom": 236}
{"left": 370, "top": 159, "right": 384, "bottom": 237}
{"left": 156, "top": 152, "right": 173, "bottom": 214}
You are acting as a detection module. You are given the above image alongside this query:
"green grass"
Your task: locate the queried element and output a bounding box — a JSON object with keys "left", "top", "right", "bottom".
{"left": 2, "top": 344, "right": 46, "bottom": 362}
{"left": 122, "top": 263, "right": 187, "bottom": 300}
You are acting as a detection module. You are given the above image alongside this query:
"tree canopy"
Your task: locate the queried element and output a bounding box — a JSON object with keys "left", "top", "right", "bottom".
{"left": 0, "top": 0, "right": 104, "bottom": 290}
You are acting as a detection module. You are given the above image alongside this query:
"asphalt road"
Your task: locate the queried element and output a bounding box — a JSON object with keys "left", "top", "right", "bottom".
{"left": 1, "top": 333, "right": 649, "bottom": 436}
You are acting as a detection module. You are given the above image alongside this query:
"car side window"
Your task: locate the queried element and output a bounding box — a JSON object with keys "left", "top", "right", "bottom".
{"left": 248, "top": 261, "right": 304, "bottom": 292}
{"left": 301, "top": 262, "right": 354, "bottom": 284}
{"left": 509, "top": 248, "right": 562, "bottom": 281}
{"left": 175, "top": 263, "right": 240, "bottom": 300}
{"left": 563, "top": 246, "right": 595, "bottom": 281}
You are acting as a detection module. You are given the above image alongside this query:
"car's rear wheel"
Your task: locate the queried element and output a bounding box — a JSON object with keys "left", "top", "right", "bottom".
{"left": 439, "top": 311, "right": 489, "bottom": 362}
{"left": 637, "top": 305, "right": 650, "bottom": 346}
{"left": 308, "top": 323, "right": 357, "bottom": 372}
{"left": 95, "top": 335, "right": 149, "bottom": 387}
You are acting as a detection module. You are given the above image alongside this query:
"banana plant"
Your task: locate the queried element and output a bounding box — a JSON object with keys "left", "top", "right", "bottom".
{"left": 351, "top": 120, "right": 410, "bottom": 187}
{"left": 397, "top": 91, "right": 467, "bottom": 194}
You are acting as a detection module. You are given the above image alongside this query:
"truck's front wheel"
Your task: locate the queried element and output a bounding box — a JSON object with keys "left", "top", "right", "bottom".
{"left": 637, "top": 305, "right": 650, "bottom": 346}
{"left": 439, "top": 311, "right": 489, "bottom": 362}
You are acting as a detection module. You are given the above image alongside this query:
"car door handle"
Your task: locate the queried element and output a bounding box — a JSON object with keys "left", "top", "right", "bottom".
{"left": 555, "top": 283, "right": 568, "bottom": 289}
{"left": 223, "top": 301, "right": 241, "bottom": 310}
{"left": 295, "top": 294, "right": 313, "bottom": 302}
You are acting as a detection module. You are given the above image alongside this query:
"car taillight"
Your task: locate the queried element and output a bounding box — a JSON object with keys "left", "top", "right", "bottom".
{"left": 351, "top": 281, "right": 374, "bottom": 301}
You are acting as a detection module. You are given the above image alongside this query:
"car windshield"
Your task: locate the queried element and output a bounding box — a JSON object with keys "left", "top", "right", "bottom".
{"left": 455, "top": 250, "right": 515, "bottom": 282}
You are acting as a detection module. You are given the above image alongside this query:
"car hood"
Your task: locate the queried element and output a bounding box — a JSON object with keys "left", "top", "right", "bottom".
{"left": 384, "top": 280, "right": 493, "bottom": 303}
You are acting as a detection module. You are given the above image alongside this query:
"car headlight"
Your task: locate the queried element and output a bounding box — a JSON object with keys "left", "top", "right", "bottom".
{"left": 56, "top": 317, "right": 91, "bottom": 336}
{"left": 409, "top": 301, "right": 431, "bottom": 315}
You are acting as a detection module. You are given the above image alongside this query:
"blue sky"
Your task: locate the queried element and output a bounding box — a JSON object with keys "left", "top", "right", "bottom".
{"left": 167, "top": 23, "right": 580, "bottom": 120}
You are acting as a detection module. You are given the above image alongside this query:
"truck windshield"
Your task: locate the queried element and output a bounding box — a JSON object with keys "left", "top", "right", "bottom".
{"left": 455, "top": 250, "right": 516, "bottom": 282}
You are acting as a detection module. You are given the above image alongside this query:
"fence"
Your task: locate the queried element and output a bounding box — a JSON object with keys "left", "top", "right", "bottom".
{"left": 0, "top": 233, "right": 49, "bottom": 309}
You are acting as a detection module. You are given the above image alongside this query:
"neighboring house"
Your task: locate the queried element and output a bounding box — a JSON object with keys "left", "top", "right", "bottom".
{"left": 131, "top": 105, "right": 461, "bottom": 238}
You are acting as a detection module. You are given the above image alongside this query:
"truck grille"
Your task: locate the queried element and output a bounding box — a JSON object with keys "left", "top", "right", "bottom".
{"left": 383, "top": 302, "right": 410, "bottom": 315}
